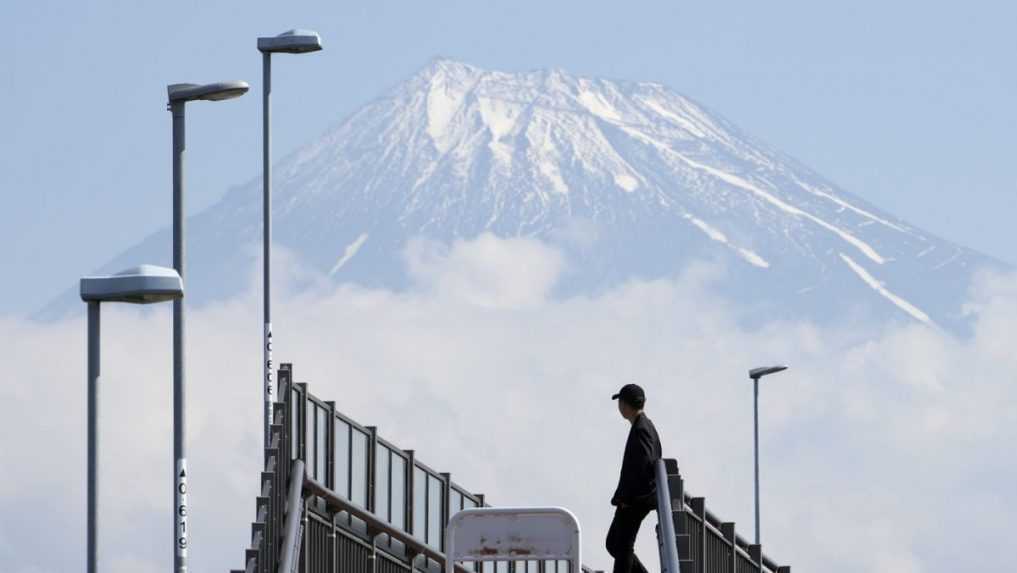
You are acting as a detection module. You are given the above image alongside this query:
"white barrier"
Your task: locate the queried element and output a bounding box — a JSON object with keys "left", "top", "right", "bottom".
{"left": 445, "top": 507, "right": 582, "bottom": 573}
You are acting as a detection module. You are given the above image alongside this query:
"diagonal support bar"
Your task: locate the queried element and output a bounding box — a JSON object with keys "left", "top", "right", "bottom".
{"left": 655, "top": 459, "right": 681, "bottom": 573}
{"left": 276, "top": 459, "right": 305, "bottom": 573}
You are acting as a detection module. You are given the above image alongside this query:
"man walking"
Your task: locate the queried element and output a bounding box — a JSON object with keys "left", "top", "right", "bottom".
{"left": 607, "top": 384, "right": 663, "bottom": 573}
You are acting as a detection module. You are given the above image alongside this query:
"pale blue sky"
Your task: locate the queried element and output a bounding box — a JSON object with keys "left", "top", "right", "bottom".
{"left": 2, "top": 0, "right": 1014, "bottom": 315}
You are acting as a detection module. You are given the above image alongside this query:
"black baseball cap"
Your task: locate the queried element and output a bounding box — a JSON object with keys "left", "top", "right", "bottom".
{"left": 612, "top": 383, "right": 646, "bottom": 407}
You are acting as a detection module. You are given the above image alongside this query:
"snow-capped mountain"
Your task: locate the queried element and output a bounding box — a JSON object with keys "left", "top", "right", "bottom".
{"left": 54, "top": 59, "right": 1003, "bottom": 328}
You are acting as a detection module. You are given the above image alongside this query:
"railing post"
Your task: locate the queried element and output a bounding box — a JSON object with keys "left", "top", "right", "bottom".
{"left": 268, "top": 402, "right": 287, "bottom": 573}
{"left": 664, "top": 459, "right": 683, "bottom": 510}
{"left": 662, "top": 459, "right": 689, "bottom": 572}
{"left": 404, "top": 450, "right": 416, "bottom": 535}
{"left": 325, "top": 401, "right": 336, "bottom": 491}
{"left": 366, "top": 527, "right": 379, "bottom": 573}
{"left": 367, "top": 426, "right": 378, "bottom": 513}
{"left": 748, "top": 544, "right": 762, "bottom": 573}
{"left": 280, "top": 365, "right": 292, "bottom": 463}
{"left": 720, "top": 523, "right": 736, "bottom": 573}
{"left": 295, "top": 383, "right": 308, "bottom": 463}
{"left": 440, "top": 472, "right": 452, "bottom": 552}
{"left": 328, "top": 520, "right": 336, "bottom": 573}
{"left": 275, "top": 366, "right": 293, "bottom": 573}
{"left": 689, "top": 498, "right": 706, "bottom": 573}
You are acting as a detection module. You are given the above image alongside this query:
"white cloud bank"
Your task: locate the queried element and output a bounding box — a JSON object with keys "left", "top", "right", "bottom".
{"left": 1, "top": 233, "right": 1014, "bottom": 573}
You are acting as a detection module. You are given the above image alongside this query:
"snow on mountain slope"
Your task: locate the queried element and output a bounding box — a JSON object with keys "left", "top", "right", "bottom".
{"left": 46, "top": 59, "right": 1004, "bottom": 329}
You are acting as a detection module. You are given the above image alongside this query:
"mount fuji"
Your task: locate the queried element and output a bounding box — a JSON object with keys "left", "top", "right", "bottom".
{"left": 50, "top": 59, "right": 1003, "bottom": 329}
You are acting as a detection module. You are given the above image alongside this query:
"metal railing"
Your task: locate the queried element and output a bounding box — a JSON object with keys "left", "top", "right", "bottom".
{"left": 247, "top": 364, "right": 789, "bottom": 573}
{"left": 279, "top": 363, "right": 596, "bottom": 573}
{"left": 659, "top": 459, "right": 791, "bottom": 573}
{"left": 228, "top": 400, "right": 291, "bottom": 573}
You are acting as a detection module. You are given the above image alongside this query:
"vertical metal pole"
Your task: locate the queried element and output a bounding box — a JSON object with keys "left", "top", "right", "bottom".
{"left": 301, "top": 504, "right": 309, "bottom": 573}
{"left": 753, "top": 377, "right": 760, "bottom": 546}
{"left": 171, "top": 100, "right": 189, "bottom": 573}
{"left": 368, "top": 536, "right": 378, "bottom": 573}
{"left": 262, "top": 52, "right": 274, "bottom": 450}
{"left": 440, "top": 472, "right": 452, "bottom": 552}
{"left": 86, "top": 301, "right": 100, "bottom": 573}
{"left": 405, "top": 450, "right": 416, "bottom": 538}
{"left": 368, "top": 427, "right": 379, "bottom": 513}
{"left": 720, "top": 522, "right": 736, "bottom": 573}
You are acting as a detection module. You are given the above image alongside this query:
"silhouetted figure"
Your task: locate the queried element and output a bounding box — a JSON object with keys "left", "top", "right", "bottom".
{"left": 606, "top": 384, "right": 662, "bottom": 573}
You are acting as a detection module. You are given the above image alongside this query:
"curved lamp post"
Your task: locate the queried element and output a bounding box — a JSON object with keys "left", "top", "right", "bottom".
{"left": 748, "top": 365, "right": 788, "bottom": 546}
{"left": 167, "top": 80, "right": 248, "bottom": 573}
{"left": 81, "top": 265, "right": 184, "bottom": 573}
{"left": 256, "top": 29, "right": 322, "bottom": 447}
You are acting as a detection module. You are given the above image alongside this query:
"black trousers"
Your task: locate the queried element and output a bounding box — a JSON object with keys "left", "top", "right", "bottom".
{"left": 606, "top": 504, "right": 652, "bottom": 573}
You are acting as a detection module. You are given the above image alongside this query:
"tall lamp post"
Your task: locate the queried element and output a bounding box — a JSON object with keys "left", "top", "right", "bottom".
{"left": 256, "top": 29, "right": 323, "bottom": 447}
{"left": 748, "top": 364, "right": 788, "bottom": 546}
{"left": 81, "top": 265, "right": 184, "bottom": 573}
{"left": 167, "top": 80, "right": 248, "bottom": 573}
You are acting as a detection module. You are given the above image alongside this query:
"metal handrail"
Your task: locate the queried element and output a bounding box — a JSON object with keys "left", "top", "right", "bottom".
{"left": 302, "top": 473, "right": 600, "bottom": 573}
{"left": 683, "top": 492, "right": 780, "bottom": 571}
{"left": 302, "top": 473, "right": 485, "bottom": 573}
{"left": 278, "top": 367, "right": 788, "bottom": 573}
{"left": 654, "top": 459, "right": 681, "bottom": 573}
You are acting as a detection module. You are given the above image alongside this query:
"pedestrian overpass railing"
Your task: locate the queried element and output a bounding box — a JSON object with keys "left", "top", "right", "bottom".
{"left": 656, "top": 459, "right": 791, "bottom": 573}
{"left": 227, "top": 362, "right": 789, "bottom": 573}
{"left": 229, "top": 363, "right": 602, "bottom": 573}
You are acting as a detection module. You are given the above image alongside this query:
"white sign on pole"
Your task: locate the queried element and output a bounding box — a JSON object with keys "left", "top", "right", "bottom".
{"left": 445, "top": 507, "right": 581, "bottom": 573}
{"left": 175, "top": 458, "right": 188, "bottom": 559}
{"left": 264, "top": 322, "right": 274, "bottom": 402}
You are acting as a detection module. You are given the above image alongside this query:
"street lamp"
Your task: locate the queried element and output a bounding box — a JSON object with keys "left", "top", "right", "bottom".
{"left": 167, "top": 79, "right": 248, "bottom": 573}
{"left": 256, "top": 29, "right": 323, "bottom": 448}
{"left": 748, "top": 364, "right": 788, "bottom": 546}
{"left": 80, "top": 265, "right": 183, "bottom": 573}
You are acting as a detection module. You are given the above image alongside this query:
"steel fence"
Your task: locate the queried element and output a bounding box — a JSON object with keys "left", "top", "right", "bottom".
{"left": 660, "top": 460, "right": 790, "bottom": 573}
{"left": 231, "top": 364, "right": 789, "bottom": 573}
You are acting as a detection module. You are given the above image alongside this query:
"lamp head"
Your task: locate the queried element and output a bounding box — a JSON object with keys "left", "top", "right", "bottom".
{"left": 749, "top": 365, "right": 789, "bottom": 380}
{"left": 167, "top": 81, "right": 250, "bottom": 103}
{"left": 258, "top": 29, "right": 323, "bottom": 54}
{"left": 80, "top": 265, "right": 184, "bottom": 304}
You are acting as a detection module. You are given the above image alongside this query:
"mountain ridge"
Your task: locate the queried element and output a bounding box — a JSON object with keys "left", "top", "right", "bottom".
{"left": 41, "top": 58, "right": 1004, "bottom": 330}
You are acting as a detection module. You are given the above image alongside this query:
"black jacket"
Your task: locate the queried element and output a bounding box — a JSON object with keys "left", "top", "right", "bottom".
{"left": 611, "top": 413, "right": 662, "bottom": 508}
